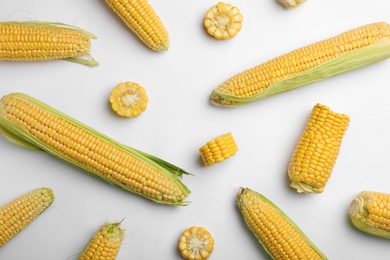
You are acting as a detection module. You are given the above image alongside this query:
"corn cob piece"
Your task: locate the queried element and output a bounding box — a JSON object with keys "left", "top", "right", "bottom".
{"left": 237, "top": 188, "right": 327, "bottom": 259}
{"left": 277, "top": 0, "right": 306, "bottom": 9}
{"left": 349, "top": 191, "right": 390, "bottom": 239}
{"left": 211, "top": 22, "right": 390, "bottom": 106}
{"left": 109, "top": 81, "right": 149, "bottom": 118}
{"left": 178, "top": 226, "right": 214, "bottom": 260}
{"left": 79, "top": 222, "right": 124, "bottom": 260}
{"left": 0, "top": 188, "right": 55, "bottom": 248}
{"left": 204, "top": 2, "right": 243, "bottom": 40}
{"left": 199, "top": 132, "right": 238, "bottom": 166}
{"left": 288, "top": 104, "right": 349, "bottom": 194}
{"left": 0, "top": 92, "right": 191, "bottom": 205}
{"left": 104, "top": 0, "right": 169, "bottom": 51}
{"left": 0, "top": 21, "right": 98, "bottom": 66}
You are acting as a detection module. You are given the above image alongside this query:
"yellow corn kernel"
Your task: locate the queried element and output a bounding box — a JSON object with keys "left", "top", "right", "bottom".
{"left": 0, "top": 93, "right": 190, "bottom": 205}
{"left": 0, "top": 21, "right": 98, "bottom": 66}
{"left": 211, "top": 22, "right": 390, "bottom": 106}
{"left": 105, "top": 0, "right": 169, "bottom": 51}
{"left": 178, "top": 226, "right": 214, "bottom": 260}
{"left": 288, "top": 104, "right": 350, "bottom": 194}
{"left": 0, "top": 188, "right": 55, "bottom": 248}
{"left": 199, "top": 132, "right": 238, "bottom": 166}
{"left": 237, "top": 188, "right": 327, "bottom": 260}
{"left": 109, "top": 81, "right": 148, "bottom": 118}
{"left": 349, "top": 191, "right": 390, "bottom": 239}
{"left": 204, "top": 2, "right": 243, "bottom": 40}
{"left": 79, "top": 222, "right": 124, "bottom": 260}
{"left": 277, "top": 0, "right": 306, "bottom": 9}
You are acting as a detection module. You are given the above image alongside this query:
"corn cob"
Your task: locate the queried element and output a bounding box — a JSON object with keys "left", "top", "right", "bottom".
{"left": 349, "top": 191, "right": 390, "bottom": 239}
{"left": 0, "top": 92, "right": 190, "bottom": 205}
{"left": 104, "top": 0, "right": 169, "bottom": 51}
{"left": 277, "top": 0, "right": 306, "bottom": 9}
{"left": 211, "top": 22, "right": 390, "bottom": 106}
{"left": 0, "top": 188, "right": 55, "bottom": 248}
{"left": 178, "top": 226, "right": 214, "bottom": 260}
{"left": 237, "top": 188, "right": 327, "bottom": 259}
{"left": 79, "top": 222, "right": 124, "bottom": 259}
{"left": 109, "top": 81, "right": 149, "bottom": 118}
{"left": 204, "top": 2, "right": 243, "bottom": 40}
{"left": 288, "top": 104, "right": 350, "bottom": 194}
{"left": 0, "top": 21, "right": 98, "bottom": 66}
{"left": 199, "top": 132, "right": 238, "bottom": 166}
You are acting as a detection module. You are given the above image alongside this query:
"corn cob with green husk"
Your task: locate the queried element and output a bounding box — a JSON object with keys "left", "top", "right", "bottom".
{"left": 237, "top": 188, "right": 327, "bottom": 259}
{"left": 211, "top": 22, "right": 390, "bottom": 107}
{"left": 79, "top": 222, "right": 124, "bottom": 259}
{"left": 0, "top": 92, "right": 191, "bottom": 205}
{"left": 0, "top": 188, "right": 55, "bottom": 248}
{"left": 349, "top": 191, "right": 390, "bottom": 239}
{"left": 0, "top": 21, "right": 98, "bottom": 66}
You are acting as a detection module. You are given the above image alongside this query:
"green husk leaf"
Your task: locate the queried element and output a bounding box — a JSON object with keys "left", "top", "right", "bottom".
{"left": 0, "top": 124, "right": 42, "bottom": 150}
{"left": 211, "top": 37, "right": 390, "bottom": 107}
{"left": 63, "top": 54, "right": 99, "bottom": 67}
{"left": 290, "top": 181, "right": 317, "bottom": 194}
{"left": 237, "top": 188, "right": 328, "bottom": 259}
{"left": 349, "top": 192, "right": 390, "bottom": 239}
{"left": 0, "top": 93, "right": 190, "bottom": 206}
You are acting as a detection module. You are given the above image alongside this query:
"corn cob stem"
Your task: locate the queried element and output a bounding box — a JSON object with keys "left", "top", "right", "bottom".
{"left": 0, "top": 21, "right": 98, "bottom": 66}
{"left": 211, "top": 22, "right": 390, "bottom": 107}
{"left": 237, "top": 188, "right": 327, "bottom": 259}
{"left": 79, "top": 222, "right": 124, "bottom": 259}
{"left": 0, "top": 188, "right": 55, "bottom": 248}
{"left": 349, "top": 191, "right": 390, "bottom": 239}
{"left": 0, "top": 93, "right": 191, "bottom": 205}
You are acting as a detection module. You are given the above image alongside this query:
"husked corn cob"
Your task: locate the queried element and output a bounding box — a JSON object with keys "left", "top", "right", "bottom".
{"left": 199, "top": 132, "right": 238, "bottom": 166}
{"left": 237, "top": 188, "right": 327, "bottom": 259}
{"left": 349, "top": 191, "right": 390, "bottom": 239}
{"left": 211, "top": 22, "right": 390, "bottom": 106}
{"left": 0, "top": 93, "right": 190, "bottom": 205}
{"left": 0, "top": 21, "right": 98, "bottom": 66}
{"left": 288, "top": 104, "right": 349, "bottom": 194}
{"left": 178, "top": 226, "right": 214, "bottom": 260}
{"left": 105, "top": 0, "right": 169, "bottom": 51}
{"left": 0, "top": 188, "right": 54, "bottom": 248}
{"left": 109, "top": 81, "right": 149, "bottom": 118}
{"left": 79, "top": 222, "right": 124, "bottom": 259}
{"left": 277, "top": 0, "right": 306, "bottom": 9}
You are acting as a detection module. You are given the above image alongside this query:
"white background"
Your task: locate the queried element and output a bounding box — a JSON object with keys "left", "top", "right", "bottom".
{"left": 1, "top": 0, "right": 390, "bottom": 259}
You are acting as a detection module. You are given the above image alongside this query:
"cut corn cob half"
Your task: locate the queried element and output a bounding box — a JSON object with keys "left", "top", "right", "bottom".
{"left": 211, "top": 22, "right": 390, "bottom": 106}
{"left": 178, "top": 226, "right": 214, "bottom": 260}
{"left": 79, "top": 222, "right": 124, "bottom": 259}
{"left": 277, "top": 0, "right": 306, "bottom": 9}
{"left": 0, "top": 21, "right": 98, "bottom": 66}
{"left": 237, "top": 188, "right": 327, "bottom": 259}
{"left": 349, "top": 191, "right": 390, "bottom": 239}
{"left": 104, "top": 0, "right": 169, "bottom": 51}
{"left": 288, "top": 104, "right": 350, "bottom": 194}
{"left": 109, "top": 81, "right": 149, "bottom": 118}
{"left": 204, "top": 2, "right": 243, "bottom": 40}
{"left": 0, "top": 92, "right": 191, "bottom": 205}
{"left": 199, "top": 132, "right": 238, "bottom": 166}
{"left": 0, "top": 188, "right": 55, "bottom": 248}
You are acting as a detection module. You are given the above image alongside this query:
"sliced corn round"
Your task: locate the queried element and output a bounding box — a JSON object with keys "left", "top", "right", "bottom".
{"left": 178, "top": 226, "right": 214, "bottom": 260}
{"left": 109, "top": 81, "right": 149, "bottom": 118}
{"left": 204, "top": 2, "right": 243, "bottom": 40}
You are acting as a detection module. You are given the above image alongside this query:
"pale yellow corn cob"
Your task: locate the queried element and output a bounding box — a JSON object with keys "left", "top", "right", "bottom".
{"left": 178, "top": 226, "right": 214, "bottom": 260}
{"left": 211, "top": 22, "right": 390, "bottom": 106}
{"left": 237, "top": 188, "right": 327, "bottom": 259}
{"left": 0, "top": 188, "right": 54, "bottom": 248}
{"left": 0, "top": 93, "right": 190, "bottom": 205}
{"left": 199, "top": 132, "right": 238, "bottom": 166}
{"left": 105, "top": 0, "right": 169, "bottom": 51}
{"left": 0, "top": 21, "right": 98, "bottom": 66}
{"left": 349, "top": 191, "right": 390, "bottom": 239}
{"left": 79, "top": 222, "right": 124, "bottom": 260}
{"left": 288, "top": 104, "right": 350, "bottom": 194}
